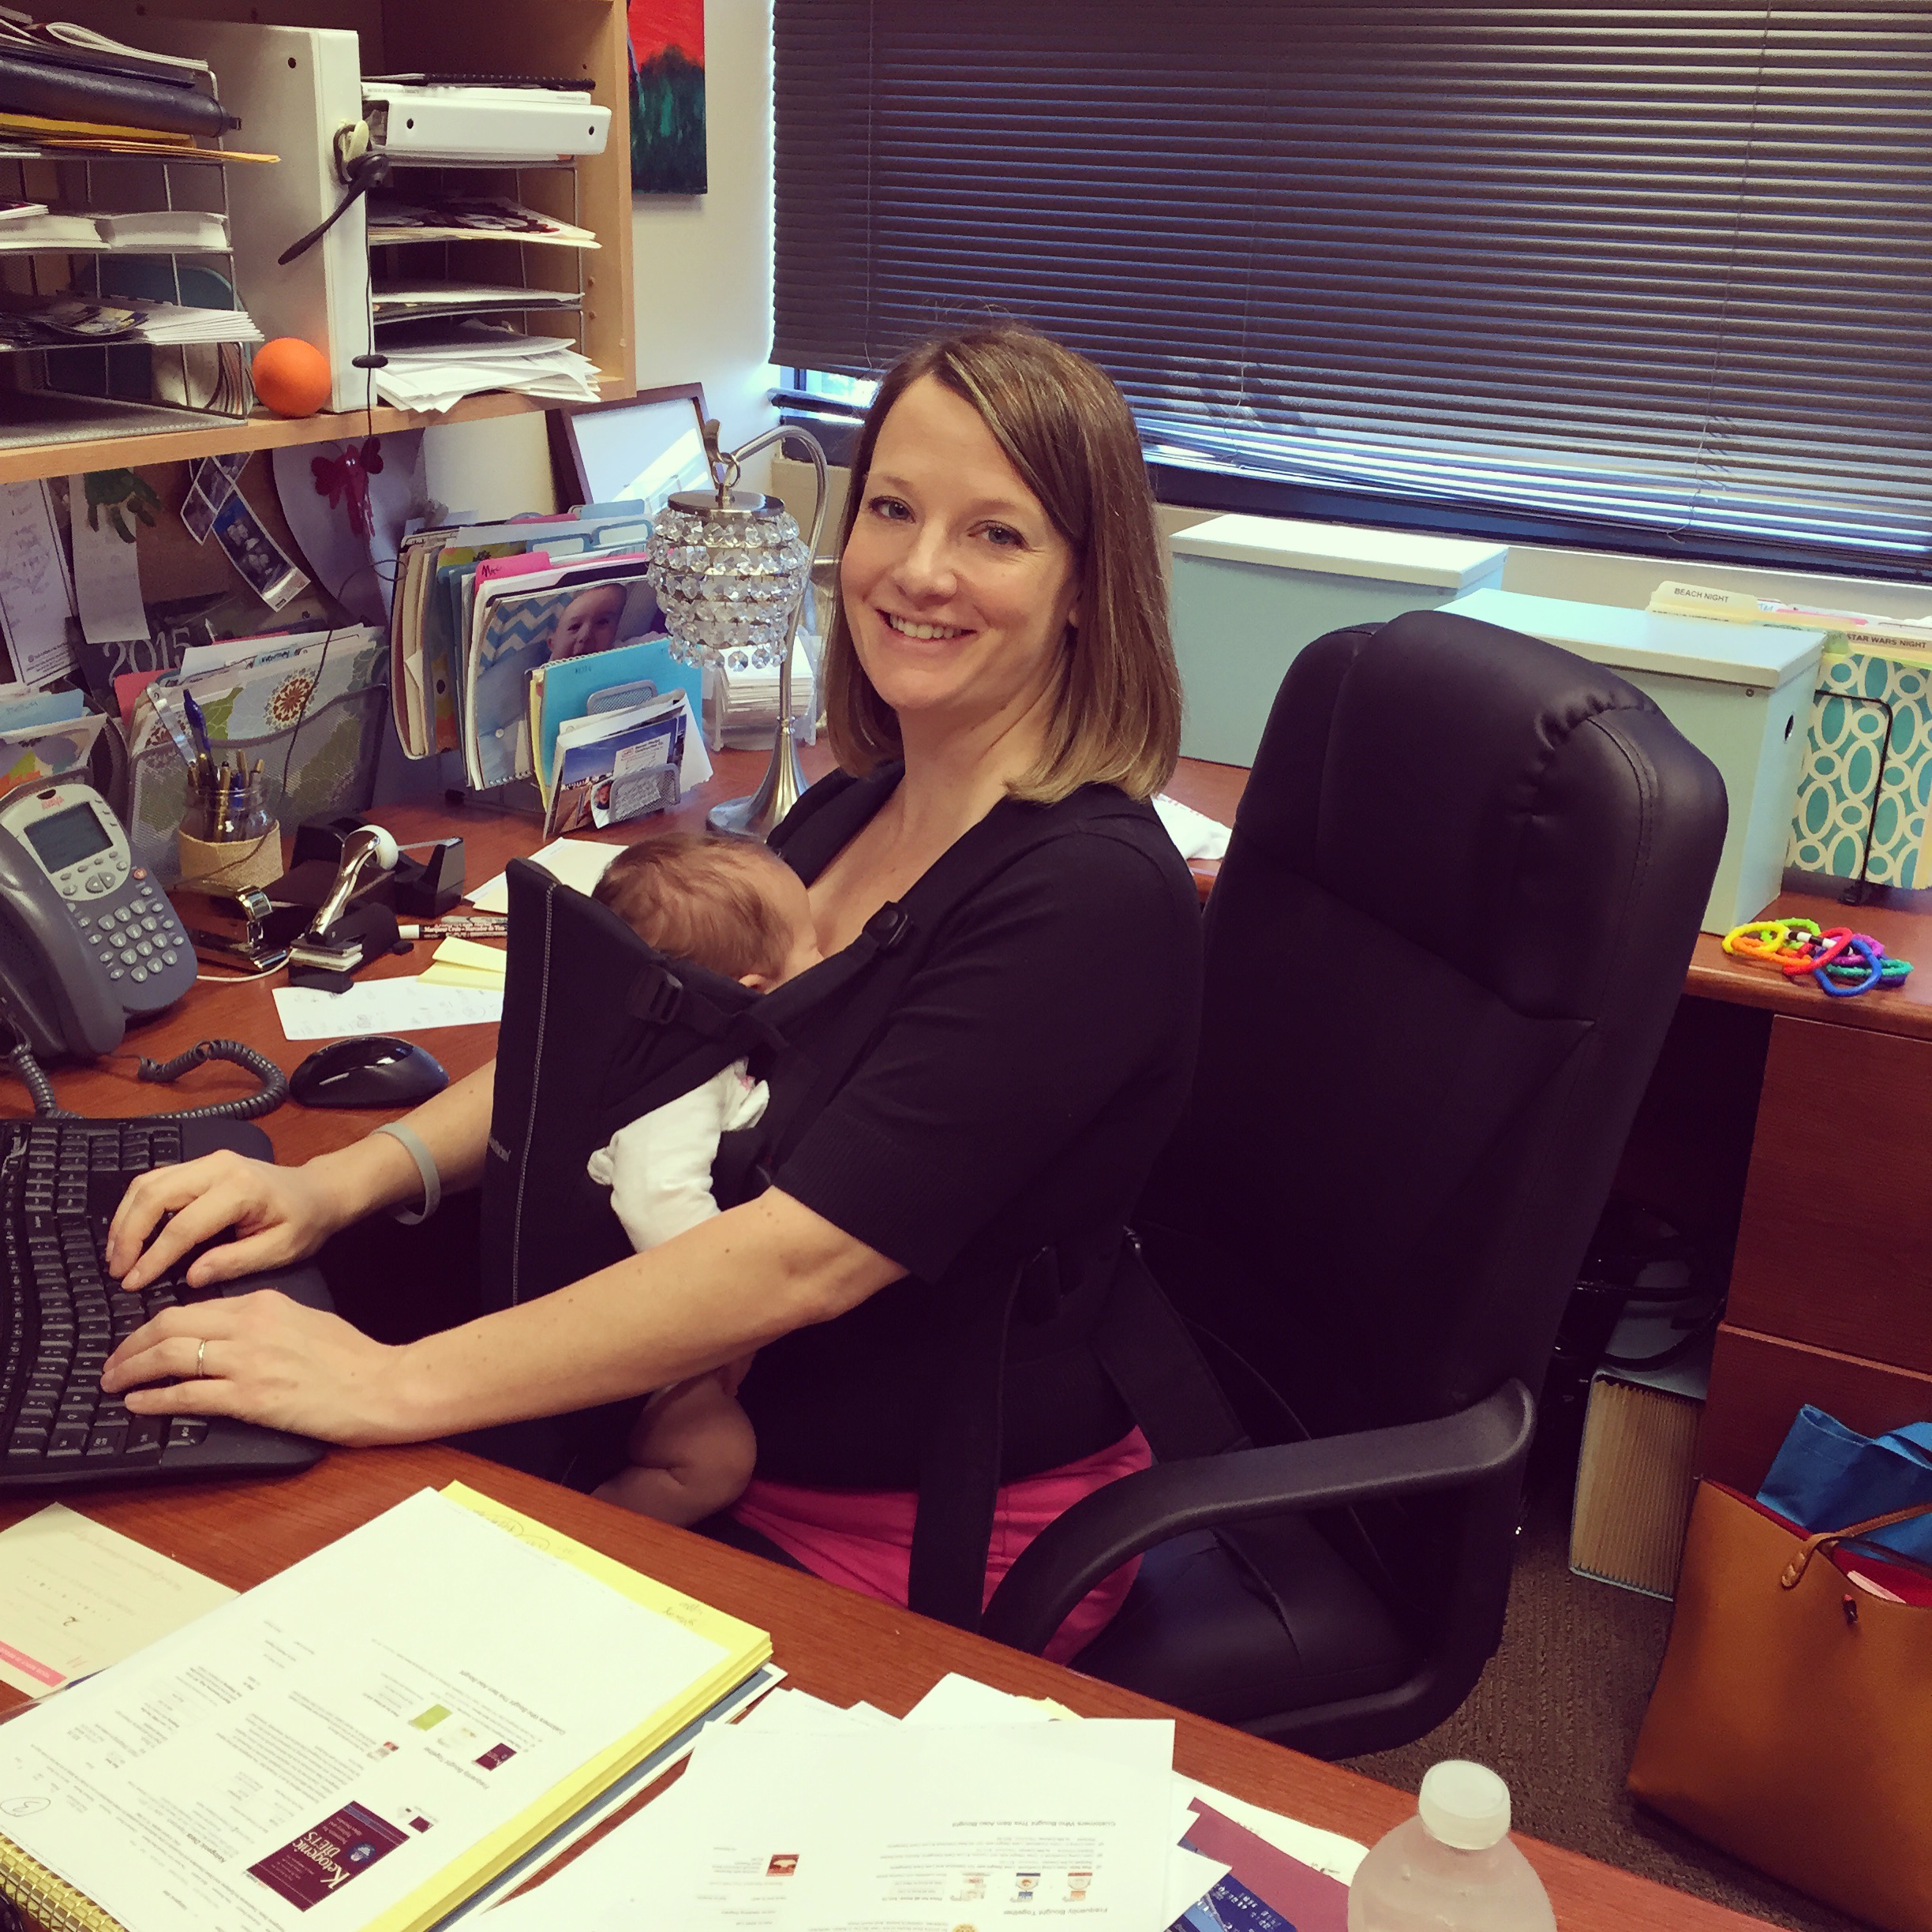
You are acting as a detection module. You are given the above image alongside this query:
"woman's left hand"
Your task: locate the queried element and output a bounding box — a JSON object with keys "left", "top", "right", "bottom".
{"left": 99, "top": 1290, "right": 416, "bottom": 1447}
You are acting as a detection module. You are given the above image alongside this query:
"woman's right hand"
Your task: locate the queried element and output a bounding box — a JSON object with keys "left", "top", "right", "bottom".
{"left": 104, "top": 1149, "right": 354, "bottom": 1294}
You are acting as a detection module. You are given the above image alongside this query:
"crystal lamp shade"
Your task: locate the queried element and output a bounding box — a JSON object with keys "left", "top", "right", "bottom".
{"left": 646, "top": 504, "right": 813, "bottom": 674}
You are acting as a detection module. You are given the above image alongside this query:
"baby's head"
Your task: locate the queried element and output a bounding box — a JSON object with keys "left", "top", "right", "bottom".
{"left": 550, "top": 582, "right": 627, "bottom": 660}
{"left": 593, "top": 833, "right": 821, "bottom": 990}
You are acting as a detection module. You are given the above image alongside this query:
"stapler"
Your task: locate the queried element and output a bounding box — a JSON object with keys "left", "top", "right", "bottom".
{"left": 179, "top": 886, "right": 290, "bottom": 974}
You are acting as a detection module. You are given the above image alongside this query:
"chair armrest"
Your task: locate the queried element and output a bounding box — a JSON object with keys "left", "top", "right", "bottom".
{"left": 980, "top": 1380, "right": 1535, "bottom": 1653}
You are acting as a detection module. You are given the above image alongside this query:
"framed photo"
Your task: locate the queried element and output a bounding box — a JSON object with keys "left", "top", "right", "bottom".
{"left": 550, "top": 384, "right": 710, "bottom": 513}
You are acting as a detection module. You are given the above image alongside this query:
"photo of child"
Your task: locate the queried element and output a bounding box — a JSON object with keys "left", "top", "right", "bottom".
{"left": 467, "top": 569, "right": 659, "bottom": 789}
{"left": 549, "top": 582, "right": 627, "bottom": 659}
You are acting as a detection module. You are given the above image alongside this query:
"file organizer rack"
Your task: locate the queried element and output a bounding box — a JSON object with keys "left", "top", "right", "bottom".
{"left": 370, "top": 155, "right": 589, "bottom": 362}
{"left": 0, "top": 144, "right": 252, "bottom": 451}
{"left": 92, "top": 17, "right": 372, "bottom": 412}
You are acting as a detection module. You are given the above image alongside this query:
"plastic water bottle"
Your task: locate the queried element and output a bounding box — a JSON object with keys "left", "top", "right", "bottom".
{"left": 1347, "top": 1760, "right": 1556, "bottom": 1931}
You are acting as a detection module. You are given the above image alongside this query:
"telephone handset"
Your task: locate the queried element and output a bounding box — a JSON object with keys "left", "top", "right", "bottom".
{"left": 0, "top": 779, "right": 196, "bottom": 1060}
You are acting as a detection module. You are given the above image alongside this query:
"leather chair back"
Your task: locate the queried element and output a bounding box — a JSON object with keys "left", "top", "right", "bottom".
{"left": 1140, "top": 610, "right": 1726, "bottom": 1604}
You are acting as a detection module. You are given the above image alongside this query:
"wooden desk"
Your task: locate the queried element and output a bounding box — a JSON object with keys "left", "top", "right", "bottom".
{"left": 1680, "top": 883, "right": 1932, "bottom": 1488}
{"left": 0, "top": 1447, "right": 1773, "bottom": 1930}
{"left": 15, "top": 750, "right": 1248, "bottom": 1143}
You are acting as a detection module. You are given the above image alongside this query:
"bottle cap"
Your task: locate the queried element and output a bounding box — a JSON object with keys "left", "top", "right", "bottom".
{"left": 1417, "top": 1760, "right": 1511, "bottom": 1850}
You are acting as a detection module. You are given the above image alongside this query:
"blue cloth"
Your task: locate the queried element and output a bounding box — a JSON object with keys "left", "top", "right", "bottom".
{"left": 1758, "top": 1405, "right": 1932, "bottom": 1562}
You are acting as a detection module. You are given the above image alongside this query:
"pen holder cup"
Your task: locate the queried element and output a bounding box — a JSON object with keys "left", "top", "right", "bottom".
{"left": 176, "top": 823, "right": 283, "bottom": 894}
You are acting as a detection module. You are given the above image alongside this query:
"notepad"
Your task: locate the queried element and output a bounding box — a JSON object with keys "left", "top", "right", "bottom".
{"left": 0, "top": 1484, "right": 771, "bottom": 1932}
{"left": 417, "top": 934, "right": 507, "bottom": 990}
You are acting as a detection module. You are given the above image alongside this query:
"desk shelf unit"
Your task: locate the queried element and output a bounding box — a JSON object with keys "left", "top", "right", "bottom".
{"left": 0, "top": 0, "right": 635, "bottom": 480}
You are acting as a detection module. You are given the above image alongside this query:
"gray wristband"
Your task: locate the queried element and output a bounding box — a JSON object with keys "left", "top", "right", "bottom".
{"left": 373, "top": 1121, "right": 440, "bottom": 1225}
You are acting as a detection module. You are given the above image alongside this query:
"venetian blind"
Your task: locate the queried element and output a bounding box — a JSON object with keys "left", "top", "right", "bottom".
{"left": 773, "top": 2, "right": 1932, "bottom": 572}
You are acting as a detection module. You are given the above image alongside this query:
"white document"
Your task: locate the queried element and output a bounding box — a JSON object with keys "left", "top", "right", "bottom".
{"left": 273, "top": 976, "right": 504, "bottom": 1040}
{"left": 1151, "top": 793, "right": 1231, "bottom": 863}
{"left": 468, "top": 836, "right": 623, "bottom": 915}
{"left": 489, "top": 1720, "right": 1182, "bottom": 1932}
{"left": 906, "top": 1672, "right": 1368, "bottom": 1884}
{"left": 0, "top": 481, "right": 74, "bottom": 685}
{"left": 0, "top": 1504, "right": 234, "bottom": 1698}
{"left": 0, "top": 1489, "right": 729, "bottom": 1932}
{"left": 68, "top": 480, "right": 151, "bottom": 646}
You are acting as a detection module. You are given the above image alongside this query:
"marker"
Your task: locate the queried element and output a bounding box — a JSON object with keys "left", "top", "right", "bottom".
{"left": 398, "top": 915, "right": 510, "bottom": 940}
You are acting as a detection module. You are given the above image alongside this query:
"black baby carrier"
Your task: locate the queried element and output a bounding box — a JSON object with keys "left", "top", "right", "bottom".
{"left": 477, "top": 791, "right": 1246, "bottom": 1634}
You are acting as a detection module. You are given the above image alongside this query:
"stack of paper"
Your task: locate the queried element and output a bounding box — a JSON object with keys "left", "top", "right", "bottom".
{"left": 0, "top": 208, "right": 230, "bottom": 250}
{"left": 0, "top": 1485, "right": 773, "bottom": 1932}
{"left": 373, "top": 324, "right": 600, "bottom": 413}
{"left": 371, "top": 279, "right": 581, "bottom": 320}
{"left": 368, "top": 194, "right": 598, "bottom": 249}
{"left": 0, "top": 289, "right": 260, "bottom": 347}
{"left": 481, "top": 1671, "right": 1368, "bottom": 1931}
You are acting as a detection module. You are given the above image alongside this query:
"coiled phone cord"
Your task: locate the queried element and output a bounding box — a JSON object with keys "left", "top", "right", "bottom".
{"left": 6, "top": 1037, "right": 288, "bottom": 1121}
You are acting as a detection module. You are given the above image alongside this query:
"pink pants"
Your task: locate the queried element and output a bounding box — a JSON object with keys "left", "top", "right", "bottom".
{"left": 732, "top": 1428, "right": 1153, "bottom": 1663}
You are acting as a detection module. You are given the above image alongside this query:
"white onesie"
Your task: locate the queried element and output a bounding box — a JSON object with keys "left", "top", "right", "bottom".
{"left": 586, "top": 1060, "right": 771, "bottom": 1250}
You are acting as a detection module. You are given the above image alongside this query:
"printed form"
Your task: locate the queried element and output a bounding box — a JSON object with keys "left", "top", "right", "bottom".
{"left": 0, "top": 1488, "right": 728, "bottom": 1932}
{"left": 492, "top": 1717, "right": 1193, "bottom": 1931}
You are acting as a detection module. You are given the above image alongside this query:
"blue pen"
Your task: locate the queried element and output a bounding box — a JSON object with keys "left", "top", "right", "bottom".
{"left": 181, "top": 687, "right": 212, "bottom": 766}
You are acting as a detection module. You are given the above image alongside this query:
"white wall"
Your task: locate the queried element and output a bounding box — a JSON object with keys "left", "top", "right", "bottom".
{"left": 632, "top": 0, "right": 779, "bottom": 487}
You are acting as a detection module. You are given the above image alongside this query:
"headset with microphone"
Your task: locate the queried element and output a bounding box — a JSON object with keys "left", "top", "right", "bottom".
{"left": 279, "top": 121, "right": 391, "bottom": 267}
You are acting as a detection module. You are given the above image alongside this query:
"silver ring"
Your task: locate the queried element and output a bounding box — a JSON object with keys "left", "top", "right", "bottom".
{"left": 195, "top": 1339, "right": 208, "bottom": 1379}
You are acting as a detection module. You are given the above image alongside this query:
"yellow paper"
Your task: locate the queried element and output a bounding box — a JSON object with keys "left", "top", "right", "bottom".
{"left": 353, "top": 1483, "right": 772, "bottom": 1932}
{"left": 0, "top": 1487, "right": 770, "bottom": 1932}
{"left": 418, "top": 960, "right": 507, "bottom": 990}
{"left": 0, "top": 1504, "right": 234, "bottom": 1698}
{"left": 431, "top": 934, "right": 509, "bottom": 972}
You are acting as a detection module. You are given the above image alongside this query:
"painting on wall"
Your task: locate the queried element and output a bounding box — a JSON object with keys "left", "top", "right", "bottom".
{"left": 629, "top": 0, "right": 706, "bottom": 195}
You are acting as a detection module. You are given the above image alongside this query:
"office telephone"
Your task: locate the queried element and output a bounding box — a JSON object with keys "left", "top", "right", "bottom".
{"left": 0, "top": 778, "right": 196, "bottom": 1061}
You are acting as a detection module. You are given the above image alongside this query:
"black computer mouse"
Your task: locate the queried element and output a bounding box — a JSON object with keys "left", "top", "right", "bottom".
{"left": 290, "top": 1035, "right": 450, "bottom": 1109}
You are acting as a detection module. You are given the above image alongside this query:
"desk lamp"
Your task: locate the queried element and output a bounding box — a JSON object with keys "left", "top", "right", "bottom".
{"left": 646, "top": 420, "right": 829, "bottom": 837}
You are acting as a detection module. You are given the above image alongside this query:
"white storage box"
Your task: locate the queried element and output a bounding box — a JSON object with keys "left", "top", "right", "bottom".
{"left": 1169, "top": 515, "right": 1507, "bottom": 764}
{"left": 1440, "top": 588, "right": 1826, "bottom": 934}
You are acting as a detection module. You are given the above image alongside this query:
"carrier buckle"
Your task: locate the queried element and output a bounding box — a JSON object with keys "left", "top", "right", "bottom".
{"left": 864, "top": 902, "right": 912, "bottom": 952}
{"left": 629, "top": 963, "right": 684, "bottom": 1024}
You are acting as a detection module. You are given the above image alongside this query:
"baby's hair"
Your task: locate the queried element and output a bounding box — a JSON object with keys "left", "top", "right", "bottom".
{"left": 593, "top": 833, "right": 794, "bottom": 983}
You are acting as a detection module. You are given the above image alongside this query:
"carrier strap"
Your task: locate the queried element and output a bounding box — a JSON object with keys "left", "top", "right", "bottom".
{"left": 904, "top": 1231, "right": 1249, "bottom": 1634}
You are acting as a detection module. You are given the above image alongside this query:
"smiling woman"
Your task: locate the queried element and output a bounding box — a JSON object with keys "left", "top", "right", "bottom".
{"left": 820, "top": 329, "right": 1178, "bottom": 806}
{"left": 98, "top": 326, "right": 1200, "bottom": 1665}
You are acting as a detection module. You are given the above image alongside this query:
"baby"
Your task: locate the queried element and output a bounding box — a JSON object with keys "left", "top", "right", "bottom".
{"left": 586, "top": 832, "right": 822, "bottom": 1525}
{"left": 549, "top": 581, "right": 627, "bottom": 660}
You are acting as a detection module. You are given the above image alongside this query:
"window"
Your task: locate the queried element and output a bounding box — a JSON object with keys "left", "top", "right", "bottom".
{"left": 773, "top": 2, "right": 1932, "bottom": 578}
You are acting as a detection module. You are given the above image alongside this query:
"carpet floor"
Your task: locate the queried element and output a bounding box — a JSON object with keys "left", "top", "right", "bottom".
{"left": 1344, "top": 1500, "right": 1871, "bottom": 1932}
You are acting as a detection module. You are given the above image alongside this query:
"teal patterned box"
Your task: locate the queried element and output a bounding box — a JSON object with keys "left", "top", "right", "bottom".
{"left": 1788, "top": 650, "right": 1932, "bottom": 889}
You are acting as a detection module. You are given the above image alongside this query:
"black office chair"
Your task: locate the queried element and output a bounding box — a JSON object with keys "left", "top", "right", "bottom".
{"left": 981, "top": 608, "right": 1727, "bottom": 1759}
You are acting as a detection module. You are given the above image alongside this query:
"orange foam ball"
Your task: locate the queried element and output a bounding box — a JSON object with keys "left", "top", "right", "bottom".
{"left": 250, "top": 336, "right": 331, "bottom": 417}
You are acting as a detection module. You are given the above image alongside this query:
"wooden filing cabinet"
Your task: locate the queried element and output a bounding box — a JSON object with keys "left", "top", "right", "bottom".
{"left": 1697, "top": 1009, "right": 1932, "bottom": 1488}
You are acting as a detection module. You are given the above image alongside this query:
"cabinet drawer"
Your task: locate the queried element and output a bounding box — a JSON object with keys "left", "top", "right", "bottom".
{"left": 1698, "top": 1322, "right": 1932, "bottom": 1492}
{"left": 1727, "top": 1014, "right": 1932, "bottom": 1372}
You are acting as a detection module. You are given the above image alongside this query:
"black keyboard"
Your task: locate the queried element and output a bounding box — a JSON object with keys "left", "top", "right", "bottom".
{"left": 0, "top": 1117, "right": 331, "bottom": 1493}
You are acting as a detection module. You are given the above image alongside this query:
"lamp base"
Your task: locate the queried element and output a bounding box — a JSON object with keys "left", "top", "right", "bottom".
{"left": 706, "top": 716, "right": 809, "bottom": 840}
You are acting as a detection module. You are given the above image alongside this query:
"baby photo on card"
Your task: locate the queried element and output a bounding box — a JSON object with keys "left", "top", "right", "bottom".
{"left": 467, "top": 565, "right": 661, "bottom": 790}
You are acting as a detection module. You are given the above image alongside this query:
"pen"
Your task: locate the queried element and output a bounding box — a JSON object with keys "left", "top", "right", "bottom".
{"left": 182, "top": 687, "right": 212, "bottom": 767}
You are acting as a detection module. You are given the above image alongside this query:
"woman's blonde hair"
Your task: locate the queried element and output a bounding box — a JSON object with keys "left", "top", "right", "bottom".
{"left": 821, "top": 326, "right": 1181, "bottom": 803}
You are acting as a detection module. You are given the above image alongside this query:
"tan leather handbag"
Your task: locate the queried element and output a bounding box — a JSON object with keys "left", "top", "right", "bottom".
{"left": 1629, "top": 1481, "right": 1932, "bottom": 1932}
